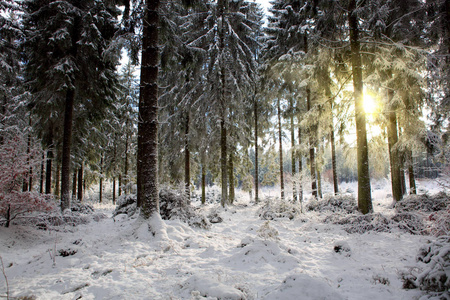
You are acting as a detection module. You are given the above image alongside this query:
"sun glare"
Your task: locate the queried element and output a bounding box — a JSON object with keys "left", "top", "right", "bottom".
{"left": 363, "top": 93, "right": 378, "bottom": 114}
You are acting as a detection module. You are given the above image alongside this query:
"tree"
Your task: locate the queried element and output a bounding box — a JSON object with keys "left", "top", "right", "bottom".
{"left": 137, "top": 0, "right": 160, "bottom": 218}
{"left": 24, "top": 0, "right": 120, "bottom": 212}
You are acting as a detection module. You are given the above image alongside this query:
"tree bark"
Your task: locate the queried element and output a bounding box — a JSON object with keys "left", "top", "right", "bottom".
{"left": 407, "top": 150, "right": 416, "bottom": 194}
{"left": 77, "top": 166, "right": 83, "bottom": 201}
{"left": 330, "top": 127, "right": 339, "bottom": 194}
{"left": 229, "top": 149, "right": 235, "bottom": 204}
{"left": 387, "top": 104, "right": 402, "bottom": 202}
{"left": 306, "top": 88, "right": 317, "bottom": 199}
{"left": 39, "top": 153, "right": 45, "bottom": 193}
{"left": 277, "top": 97, "right": 285, "bottom": 200}
{"left": 72, "top": 170, "right": 77, "bottom": 200}
{"left": 137, "top": 0, "right": 160, "bottom": 218}
{"left": 290, "top": 98, "right": 297, "bottom": 202}
{"left": 45, "top": 127, "right": 53, "bottom": 194}
{"left": 99, "top": 154, "right": 103, "bottom": 203}
{"left": 55, "top": 160, "right": 60, "bottom": 198}
{"left": 184, "top": 114, "right": 190, "bottom": 202}
{"left": 112, "top": 177, "right": 116, "bottom": 205}
{"left": 220, "top": 119, "right": 228, "bottom": 207}
{"left": 61, "top": 89, "right": 75, "bottom": 212}
{"left": 254, "top": 94, "right": 259, "bottom": 203}
{"left": 118, "top": 174, "right": 122, "bottom": 197}
{"left": 201, "top": 153, "right": 206, "bottom": 205}
{"left": 348, "top": 0, "right": 372, "bottom": 214}
{"left": 297, "top": 123, "right": 303, "bottom": 205}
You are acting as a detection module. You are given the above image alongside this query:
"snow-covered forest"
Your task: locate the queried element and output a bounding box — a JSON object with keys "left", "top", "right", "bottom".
{"left": 0, "top": 0, "right": 449, "bottom": 299}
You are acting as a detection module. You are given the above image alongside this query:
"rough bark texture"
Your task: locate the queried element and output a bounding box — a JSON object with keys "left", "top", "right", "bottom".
{"left": 220, "top": 120, "right": 228, "bottom": 207}
{"left": 39, "top": 153, "right": 44, "bottom": 193}
{"left": 99, "top": 155, "right": 103, "bottom": 203}
{"left": 112, "top": 177, "right": 116, "bottom": 205}
{"left": 254, "top": 96, "right": 259, "bottom": 203}
{"left": 348, "top": 0, "right": 372, "bottom": 214}
{"left": 55, "top": 161, "right": 60, "bottom": 198}
{"left": 45, "top": 127, "right": 53, "bottom": 194}
{"left": 201, "top": 157, "right": 206, "bottom": 205}
{"left": 330, "top": 127, "right": 339, "bottom": 194}
{"left": 407, "top": 150, "right": 416, "bottom": 194}
{"left": 290, "top": 98, "right": 297, "bottom": 202}
{"left": 77, "top": 166, "right": 83, "bottom": 201}
{"left": 184, "top": 114, "right": 190, "bottom": 202}
{"left": 61, "top": 89, "right": 75, "bottom": 212}
{"left": 277, "top": 97, "right": 285, "bottom": 201}
{"left": 229, "top": 150, "right": 235, "bottom": 204}
{"left": 137, "top": 0, "right": 160, "bottom": 218}
{"left": 387, "top": 106, "right": 402, "bottom": 202}
{"left": 306, "top": 88, "right": 317, "bottom": 199}
{"left": 72, "top": 170, "right": 77, "bottom": 199}
{"left": 297, "top": 123, "right": 303, "bottom": 204}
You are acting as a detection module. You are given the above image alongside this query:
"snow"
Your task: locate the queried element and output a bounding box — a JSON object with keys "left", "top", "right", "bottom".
{"left": 0, "top": 180, "right": 447, "bottom": 300}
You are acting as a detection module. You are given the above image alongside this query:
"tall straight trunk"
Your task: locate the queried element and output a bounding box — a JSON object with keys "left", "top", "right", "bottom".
{"left": 99, "top": 154, "right": 103, "bottom": 203}
{"left": 330, "top": 128, "right": 339, "bottom": 194}
{"left": 229, "top": 149, "right": 235, "bottom": 204}
{"left": 184, "top": 114, "right": 190, "bottom": 202}
{"left": 118, "top": 174, "right": 122, "bottom": 197}
{"left": 306, "top": 88, "right": 317, "bottom": 199}
{"left": 290, "top": 98, "right": 297, "bottom": 202}
{"left": 137, "top": 0, "right": 160, "bottom": 218}
{"left": 407, "top": 150, "right": 416, "bottom": 194}
{"left": 254, "top": 95, "right": 259, "bottom": 203}
{"left": 277, "top": 97, "right": 285, "bottom": 200}
{"left": 72, "top": 170, "right": 77, "bottom": 200}
{"left": 124, "top": 129, "right": 129, "bottom": 195}
{"left": 77, "top": 166, "right": 83, "bottom": 201}
{"left": 201, "top": 153, "right": 206, "bottom": 205}
{"left": 348, "top": 0, "right": 372, "bottom": 214}
{"left": 112, "top": 177, "right": 116, "bottom": 205}
{"left": 317, "top": 142, "right": 323, "bottom": 199}
{"left": 55, "top": 160, "right": 60, "bottom": 198}
{"left": 387, "top": 103, "right": 402, "bottom": 202}
{"left": 23, "top": 118, "right": 31, "bottom": 192}
{"left": 61, "top": 89, "right": 75, "bottom": 211}
{"left": 45, "top": 127, "right": 53, "bottom": 194}
{"left": 220, "top": 120, "right": 228, "bottom": 207}
{"left": 297, "top": 123, "right": 303, "bottom": 204}
{"left": 400, "top": 159, "right": 406, "bottom": 196}
{"left": 39, "top": 153, "right": 45, "bottom": 193}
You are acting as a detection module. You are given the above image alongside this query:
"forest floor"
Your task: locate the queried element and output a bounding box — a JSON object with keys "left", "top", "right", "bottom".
{"left": 0, "top": 179, "right": 448, "bottom": 300}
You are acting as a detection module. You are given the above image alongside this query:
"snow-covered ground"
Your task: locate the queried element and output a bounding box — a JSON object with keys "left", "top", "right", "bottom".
{"left": 0, "top": 180, "right": 447, "bottom": 300}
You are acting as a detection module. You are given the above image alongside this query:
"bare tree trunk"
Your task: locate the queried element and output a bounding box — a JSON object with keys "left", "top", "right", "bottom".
{"left": 45, "top": 127, "right": 53, "bottom": 194}
{"left": 39, "top": 153, "right": 45, "bottom": 193}
{"left": 306, "top": 88, "right": 317, "bottom": 199}
{"left": 137, "top": 0, "right": 160, "bottom": 218}
{"left": 229, "top": 149, "right": 235, "bottom": 204}
{"left": 407, "top": 150, "right": 416, "bottom": 194}
{"left": 201, "top": 153, "right": 206, "bottom": 205}
{"left": 330, "top": 127, "right": 339, "bottom": 194}
{"left": 387, "top": 102, "right": 402, "bottom": 202}
{"left": 254, "top": 95, "right": 259, "bottom": 203}
{"left": 290, "top": 98, "right": 297, "bottom": 202}
{"left": 78, "top": 165, "right": 83, "bottom": 201}
{"left": 55, "top": 160, "right": 60, "bottom": 198}
{"left": 184, "top": 114, "right": 190, "bottom": 202}
{"left": 112, "top": 177, "right": 116, "bottom": 205}
{"left": 61, "top": 89, "right": 75, "bottom": 212}
{"left": 124, "top": 129, "right": 129, "bottom": 195}
{"left": 72, "top": 170, "right": 77, "bottom": 200}
{"left": 220, "top": 120, "right": 228, "bottom": 207}
{"left": 99, "top": 154, "right": 103, "bottom": 203}
{"left": 297, "top": 124, "right": 303, "bottom": 205}
{"left": 348, "top": 0, "right": 372, "bottom": 214}
{"left": 277, "top": 97, "right": 285, "bottom": 200}
{"left": 118, "top": 174, "right": 122, "bottom": 197}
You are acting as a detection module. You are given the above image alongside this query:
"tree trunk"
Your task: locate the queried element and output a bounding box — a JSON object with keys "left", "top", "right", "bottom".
{"left": 229, "top": 149, "right": 235, "bottom": 204}
{"left": 348, "top": 0, "right": 372, "bottom": 214}
{"left": 77, "top": 166, "right": 83, "bottom": 201}
{"left": 387, "top": 102, "right": 402, "bottom": 202}
{"left": 290, "top": 98, "right": 297, "bottom": 202}
{"left": 306, "top": 88, "right": 317, "bottom": 199}
{"left": 5, "top": 205, "right": 10, "bottom": 228}
{"left": 40, "top": 153, "right": 45, "bottom": 193}
{"left": 137, "top": 0, "right": 160, "bottom": 218}
{"left": 184, "top": 114, "right": 190, "bottom": 202}
{"left": 297, "top": 123, "right": 303, "bottom": 205}
{"left": 61, "top": 89, "right": 75, "bottom": 212}
{"left": 124, "top": 128, "right": 129, "bottom": 195}
{"left": 254, "top": 94, "right": 259, "bottom": 203}
{"left": 220, "top": 119, "right": 228, "bottom": 207}
{"left": 201, "top": 154, "right": 206, "bottom": 205}
{"left": 118, "top": 174, "right": 122, "bottom": 197}
{"left": 277, "top": 97, "right": 285, "bottom": 201}
{"left": 407, "top": 150, "right": 416, "bottom": 194}
{"left": 72, "top": 170, "right": 77, "bottom": 200}
{"left": 45, "top": 127, "right": 53, "bottom": 194}
{"left": 330, "top": 127, "right": 339, "bottom": 195}
{"left": 99, "top": 154, "right": 103, "bottom": 203}
{"left": 55, "top": 160, "right": 60, "bottom": 198}
{"left": 112, "top": 177, "right": 116, "bottom": 205}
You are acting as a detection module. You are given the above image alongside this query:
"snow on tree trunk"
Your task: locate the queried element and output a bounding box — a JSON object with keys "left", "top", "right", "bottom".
{"left": 277, "top": 97, "right": 284, "bottom": 201}
{"left": 138, "top": 0, "right": 160, "bottom": 219}
{"left": 348, "top": 0, "right": 372, "bottom": 214}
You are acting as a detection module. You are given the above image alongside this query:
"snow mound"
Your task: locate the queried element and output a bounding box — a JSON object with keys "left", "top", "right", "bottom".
{"left": 257, "top": 197, "right": 300, "bottom": 220}
{"left": 181, "top": 274, "right": 246, "bottom": 300}
{"left": 395, "top": 192, "right": 449, "bottom": 213}
{"left": 262, "top": 273, "right": 345, "bottom": 300}
{"left": 306, "top": 194, "right": 358, "bottom": 214}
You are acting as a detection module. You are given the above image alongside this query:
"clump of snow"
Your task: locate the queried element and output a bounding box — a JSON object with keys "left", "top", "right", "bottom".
{"left": 306, "top": 193, "right": 358, "bottom": 214}
{"left": 262, "top": 273, "right": 345, "bottom": 300}
{"left": 395, "top": 192, "right": 449, "bottom": 213}
{"left": 257, "top": 221, "right": 279, "bottom": 240}
{"left": 181, "top": 274, "right": 246, "bottom": 299}
{"left": 257, "top": 197, "right": 300, "bottom": 220}
{"left": 333, "top": 240, "right": 351, "bottom": 257}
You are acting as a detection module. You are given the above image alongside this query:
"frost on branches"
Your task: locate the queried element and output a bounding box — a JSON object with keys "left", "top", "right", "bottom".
{"left": 0, "top": 134, "right": 55, "bottom": 227}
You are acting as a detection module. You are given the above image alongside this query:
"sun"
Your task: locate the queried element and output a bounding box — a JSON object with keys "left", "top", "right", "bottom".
{"left": 363, "top": 92, "right": 378, "bottom": 114}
